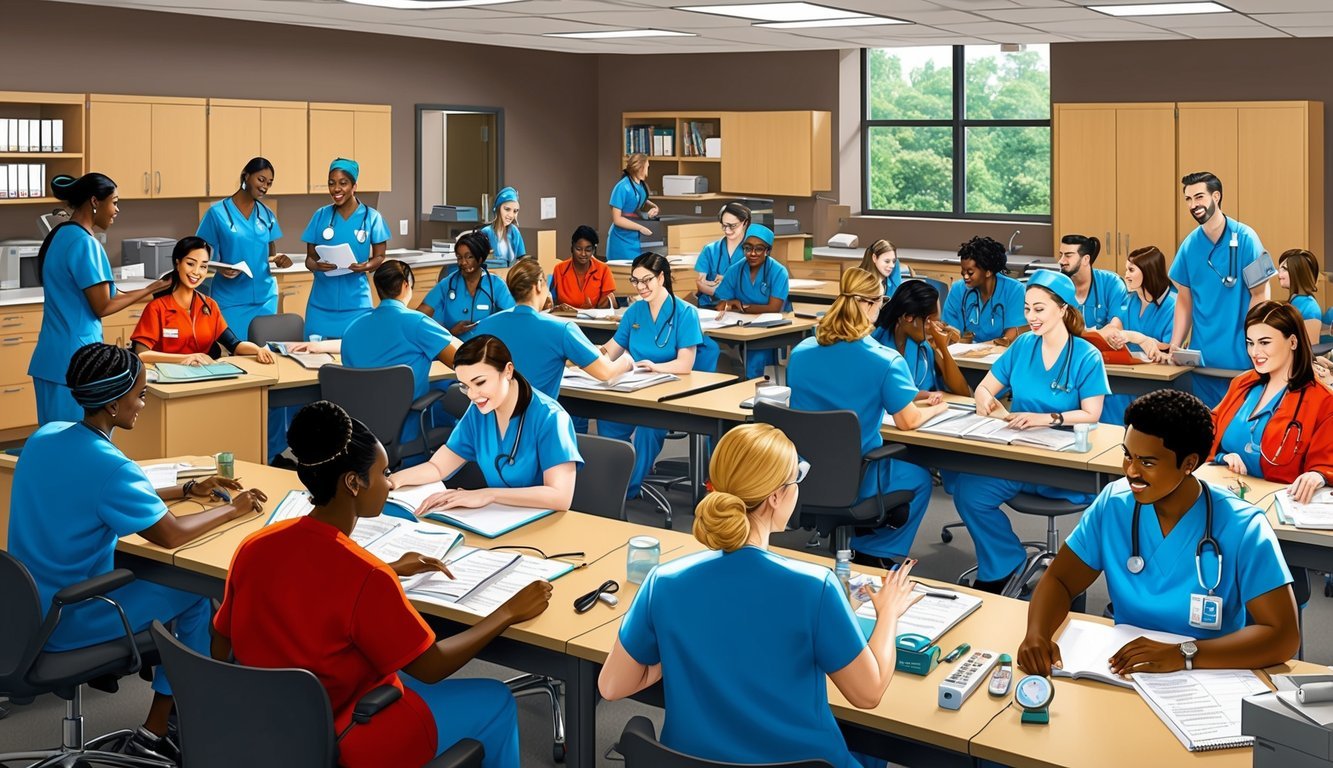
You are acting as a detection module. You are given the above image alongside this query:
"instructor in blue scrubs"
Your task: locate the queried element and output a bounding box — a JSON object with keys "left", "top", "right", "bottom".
{"left": 301, "top": 158, "right": 391, "bottom": 339}
{"left": 940, "top": 236, "right": 1026, "bottom": 345}
{"left": 1170, "top": 171, "right": 1269, "bottom": 407}
{"left": 694, "top": 203, "right": 750, "bottom": 309}
{"left": 952, "top": 270, "right": 1110, "bottom": 592}
{"left": 1018, "top": 389, "right": 1298, "bottom": 675}
{"left": 196, "top": 157, "right": 291, "bottom": 339}
{"left": 607, "top": 153, "right": 658, "bottom": 263}
{"left": 713, "top": 223, "right": 792, "bottom": 379}
{"left": 1057, "top": 234, "right": 1126, "bottom": 330}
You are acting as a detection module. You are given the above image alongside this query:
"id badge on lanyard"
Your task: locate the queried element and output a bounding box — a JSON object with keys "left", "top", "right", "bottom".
{"left": 1189, "top": 592, "right": 1223, "bottom": 631}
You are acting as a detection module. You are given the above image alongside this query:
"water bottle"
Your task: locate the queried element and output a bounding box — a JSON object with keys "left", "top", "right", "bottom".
{"left": 834, "top": 549, "right": 853, "bottom": 600}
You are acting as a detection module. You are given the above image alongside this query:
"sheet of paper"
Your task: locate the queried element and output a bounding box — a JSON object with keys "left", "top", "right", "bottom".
{"left": 461, "top": 557, "right": 568, "bottom": 615}
{"left": 348, "top": 516, "right": 399, "bottom": 548}
{"left": 207, "top": 260, "right": 253, "bottom": 278}
{"left": 575, "top": 308, "right": 618, "bottom": 320}
{"left": 427, "top": 503, "right": 553, "bottom": 538}
{"left": 788, "top": 279, "right": 827, "bottom": 289}
{"left": 1056, "top": 620, "right": 1192, "bottom": 685}
{"left": 388, "top": 481, "right": 447, "bottom": 514}
{"left": 141, "top": 463, "right": 179, "bottom": 490}
{"left": 368, "top": 526, "right": 461, "bottom": 564}
{"left": 1133, "top": 669, "right": 1268, "bottom": 750}
{"left": 1274, "top": 488, "right": 1333, "bottom": 529}
{"left": 265, "top": 490, "right": 313, "bottom": 525}
{"left": 314, "top": 243, "right": 358, "bottom": 277}
{"left": 403, "top": 547, "right": 518, "bottom": 604}
{"left": 855, "top": 581, "right": 983, "bottom": 643}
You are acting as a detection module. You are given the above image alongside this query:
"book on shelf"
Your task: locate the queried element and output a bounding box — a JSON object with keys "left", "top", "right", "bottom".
{"left": 401, "top": 545, "right": 574, "bottom": 617}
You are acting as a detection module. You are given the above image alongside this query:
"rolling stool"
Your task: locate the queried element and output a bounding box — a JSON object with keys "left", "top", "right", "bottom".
{"left": 957, "top": 493, "right": 1088, "bottom": 600}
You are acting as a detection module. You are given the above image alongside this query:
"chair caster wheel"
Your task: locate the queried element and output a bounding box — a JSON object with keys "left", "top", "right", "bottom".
{"left": 553, "top": 741, "right": 567, "bottom": 763}
{"left": 941, "top": 529, "right": 954, "bottom": 544}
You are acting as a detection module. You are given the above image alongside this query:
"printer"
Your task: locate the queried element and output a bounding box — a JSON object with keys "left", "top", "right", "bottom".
{"left": 1243, "top": 674, "right": 1333, "bottom": 767}
{"left": 122, "top": 237, "right": 177, "bottom": 278}
{"left": 0, "top": 239, "right": 41, "bottom": 289}
{"left": 662, "top": 175, "right": 709, "bottom": 196}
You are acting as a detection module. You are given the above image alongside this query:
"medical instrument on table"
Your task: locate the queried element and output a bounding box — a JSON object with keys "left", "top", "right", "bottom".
{"left": 938, "top": 649, "right": 1001, "bottom": 710}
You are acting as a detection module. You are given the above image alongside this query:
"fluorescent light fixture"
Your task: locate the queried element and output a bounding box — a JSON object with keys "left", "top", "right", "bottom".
{"left": 756, "top": 16, "right": 907, "bottom": 28}
{"left": 677, "top": 2, "right": 866, "bottom": 22}
{"left": 342, "top": 0, "right": 521, "bottom": 8}
{"left": 545, "top": 29, "right": 697, "bottom": 38}
{"left": 1089, "top": 2, "right": 1230, "bottom": 16}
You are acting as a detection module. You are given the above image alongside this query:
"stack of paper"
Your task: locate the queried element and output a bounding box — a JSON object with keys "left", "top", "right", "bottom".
{"left": 560, "top": 367, "right": 678, "bottom": 393}
{"left": 402, "top": 546, "right": 574, "bottom": 616}
{"left": 788, "top": 279, "right": 827, "bottom": 290}
{"left": 349, "top": 516, "right": 463, "bottom": 564}
{"left": 1134, "top": 669, "right": 1269, "bottom": 752}
{"left": 1273, "top": 488, "right": 1333, "bottom": 529}
{"left": 853, "top": 580, "right": 983, "bottom": 643}
{"left": 314, "top": 243, "right": 358, "bottom": 276}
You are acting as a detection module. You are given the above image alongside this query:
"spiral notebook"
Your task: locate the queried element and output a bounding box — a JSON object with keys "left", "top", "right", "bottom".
{"left": 1132, "top": 669, "right": 1270, "bottom": 752}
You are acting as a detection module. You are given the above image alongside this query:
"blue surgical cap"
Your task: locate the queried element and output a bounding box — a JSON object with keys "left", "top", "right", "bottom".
{"left": 493, "top": 186, "right": 519, "bottom": 212}
{"left": 744, "top": 223, "right": 774, "bottom": 248}
{"left": 329, "top": 158, "right": 359, "bottom": 183}
{"left": 1027, "top": 269, "right": 1079, "bottom": 308}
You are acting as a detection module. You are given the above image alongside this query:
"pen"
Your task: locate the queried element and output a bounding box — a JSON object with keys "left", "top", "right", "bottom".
{"left": 911, "top": 581, "right": 959, "bottom": 599}
{"left": 944, "top": 643, "right": 971, "bottom": 663}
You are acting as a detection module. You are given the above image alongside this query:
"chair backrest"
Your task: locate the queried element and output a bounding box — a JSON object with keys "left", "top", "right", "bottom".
{"left": 0, "top": 551, "right": 42, "bottom": 686}
{"left": 618, "top": 716, "right": 833, "bottom": 768}
{"left": 753, "top": 402, "right": 865, "bottom": 509}
{"left": 573, "top": 434, "right": 634, "bottom": 520}
{"left": 319, "top": 364, "right": 415, "bottom": 466}
{"left": 150, "top": 621, "right": 337, "bottom": 768}
{"left": 440, "top": 381, "right": 472, "bottom": 420}
{"left": 248, "top": 313, "right": 306, "bottom": 344}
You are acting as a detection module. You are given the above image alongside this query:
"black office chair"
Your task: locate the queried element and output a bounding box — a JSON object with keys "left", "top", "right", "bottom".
{"left": 616, "top": 716, "right": 834, "bottom": 768}
{"left": 754, "top": 402, "right": 913, "bottom": 554}
{"left": 149, "top": 622, "right": 482, "bottom": 768}
{"left": 0, "top": 551, "right": 173, "bottom": 768}
{"left": 247, "top": 313, "right": 305, "bottom": 345}
{"left": 1003, "top": 493, "right": 1088, "bottom": 599}
{"left": 319, "top": 364, "right": 446, "bottom": 468}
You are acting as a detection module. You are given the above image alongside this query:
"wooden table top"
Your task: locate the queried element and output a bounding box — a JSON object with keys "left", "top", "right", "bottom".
{"left": 226, "top": 355, "right": 454, "bottom": 389}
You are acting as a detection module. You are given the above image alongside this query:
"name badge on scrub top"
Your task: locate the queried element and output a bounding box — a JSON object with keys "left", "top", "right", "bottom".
{"left": 477, "top": 304, "right": 490, "bottom": 311}
{"left": 1189, "top": 593, "right": 1223, "bottom": 631}
{"left": 163, "top": 328, "right": 179, "bottom": 338}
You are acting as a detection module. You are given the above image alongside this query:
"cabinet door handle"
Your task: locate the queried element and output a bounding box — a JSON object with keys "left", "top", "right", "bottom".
{"left": 155, "top": 171, "right": 162, "bottom": 194}
{"left": 2, "top": 387, "right": 21, "bottom": 394}
{"left": 2, "top": 337, "right": 20, "bottom": 344}
{"left": 1123, "top": 233, "right": 1130, "bottom": 255}
{"left": 143, "top": 171, "right": 149, "bottom": 193}
{"left": 1105, "top": 232, "right": 1112, "bottom": 255}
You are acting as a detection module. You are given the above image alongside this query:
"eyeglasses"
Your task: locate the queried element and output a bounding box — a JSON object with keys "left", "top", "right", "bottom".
{"left": 741, "top": 244, "right": 769, "bottom": 255}
{"left": 490, "top": 545, "right": 585, "bottom": 562}
{"left": 781, "top": 460, "right": 811, "bottom": 489}
{"left": 857, "top": 295, "right": 887, "bottom": 309}
{"left": 574, "top": 579, "right": 620, "bottom": 613}
{"left": 628, "top": 274, "right": 658, "bottom": 287}
{"left": 720, "top": 221, "right": 743, "bottom": 232}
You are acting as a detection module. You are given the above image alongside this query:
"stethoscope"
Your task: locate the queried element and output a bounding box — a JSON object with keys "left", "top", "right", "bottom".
{"left": 1033, "top": 335, "right": 1076, "bottom": 393}
{"left": 492, "top": 401, "right": 528, "bottom": 484}
{"left": 1205, "top": 217, "right": 1239, "bottom": 288}
{"left": 1239, "top": 383, "right": 1306, "bottom": 466}
{"left": 1127, "top": 481, "right": 1221, "bottom": 598}
{"left": 444, "top": 267, "right": 496, "bottom": 317}
{"left": 903, "top": 335, "right": 931, "bottom": 389}
{"left": 747, "top": 258, "right": 774, "bottom": 295}
{"left": 635, "top": 295, "right": 678, "bottom": 349}
{"left": 1083, "top": 269, "right": 1106, "bottom": 321}
{"left": 321, "top": 202, "right": 370, "bottom": 243}
{"left": 223, "top": 197, "right": 275, "bottom": 233}
{"left": 962, "top": 285, "right": 1004, "bottom": 332}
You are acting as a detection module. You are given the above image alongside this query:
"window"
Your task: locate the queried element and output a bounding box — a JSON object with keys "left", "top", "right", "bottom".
{"left": 863, "top": 45, "right": 1051, "bottom": 220}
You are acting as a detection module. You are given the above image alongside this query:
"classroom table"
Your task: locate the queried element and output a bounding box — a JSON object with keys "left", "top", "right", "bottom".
{"left": 788, "top": 279, "right": 840, "bottom": 304}
{"left": 226, "top": 354, "right": 454, "bottom": 410}
{"left": 950, "top": 344, "right": 1193, "bottom": 398}
{"left": 111, "top": 367, "right": 277, "bottom": 464}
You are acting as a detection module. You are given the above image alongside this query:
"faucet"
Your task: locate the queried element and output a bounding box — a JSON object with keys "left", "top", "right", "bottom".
{"left": 1008, "top": 229, "right": 1023, "bottom": 254}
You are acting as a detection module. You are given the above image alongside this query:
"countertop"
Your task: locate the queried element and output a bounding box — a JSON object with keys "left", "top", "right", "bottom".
{"left": 812, "top": 246, "right": 1054, "bottom": 272}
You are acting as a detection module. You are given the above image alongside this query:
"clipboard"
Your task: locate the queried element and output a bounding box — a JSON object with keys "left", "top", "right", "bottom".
{"left": 1081, "top": 332, "right": 1147, "bottom": 366}
{"left": 1243, "top": 250, "right": 1277, "bottom": 289}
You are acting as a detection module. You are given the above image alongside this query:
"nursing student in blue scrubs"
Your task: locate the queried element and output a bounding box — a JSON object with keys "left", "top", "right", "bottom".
{"left": 1278, "top": 248, "right": 1324, "bottom": 345}
{"left": 713, "top": 223, "right": 792, "bottom": 379}
{"left": 599, "top": 253, "right": 705, "bottom": 499}
{"left": 607, "top": 153, "right": 658, "bottom": 262}
{"left": 953, "top": 270, "right": 1111, "bottom": 593}
{"left": 389, "top": 335, "right": 582, "bottom": 514}
{"left": 789, "top": 268, "right": 948, "bottom": 567}
{"left": 871, "top": 279, "right": 972, "bottom": 402}
{"left": 9, "top": 342, "right": 266, "bottom": 760}
{"left": 1170, "top": 171, "right": 1270, "bottom": 407}
{"left": 480, "top": 186, "right": 525, "bottom": 268}
{"left": 1019, "top": 389, "right": 1299, "bottom": 676}
{"left": 1096, "top": 245, "right": 1177, "bottom": 424}
{"left": 196, "top": 156, "right": 291, "bottom": 339}
{"left": 859, "top": 239, "right": 904, "bottom": 298}
{"left": 301, "top": 158, "right": 391, "bottom": 340}
{"left": 940, "top": 235, "right": 1027, "bottom": 346}
{"left": 694, "top": 202, "right": 750, "bottom": 309}
{"left": 29, "top": 173, "right": 167, "bottom": 424}
{"left": 417, "top": 231, "right": 514, "bottom": 341}
{"left": 600, "top": 424, "right": 923, "bottom": 768}
{"left": 1057, "top": 234, "right": 1127, "bottom": 330}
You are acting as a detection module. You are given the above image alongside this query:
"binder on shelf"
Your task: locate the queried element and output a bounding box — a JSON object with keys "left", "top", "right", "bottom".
{"left": 52, "top": 119, "right": 62, "bottom": 152}
{"left": 7, "top": 165, "right": 18, "bottom": 198}
{"left": 17, "top": 120, "right": 28, "bottom": 152}
{"left": 0, "top": 120, "right": 8, "bottom": 155}
{"left": 30, "top": 164, "right": 43, "bottom": 199}
{"left": 40, "top": 120, "right": 52, "bottom": 152}
{"left": 0, "top": 167, "right": 8, "bottom": 199}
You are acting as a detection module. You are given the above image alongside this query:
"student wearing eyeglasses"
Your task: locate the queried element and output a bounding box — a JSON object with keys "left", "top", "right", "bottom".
{"left": 713, "top": 223, "right": 792, "bottom": 379}
{"left": 940, "top": 236, "right": 1026, "bottom": 346}
{"left": 1211, "top": 301, "right": 1333, "bottom": 504}
{"left": 953, "top": 270, "right": 1110, "bottom": 593}
{"left": 599, "top": 423, "right": 924, "bottom": 768}
{"left": 694, "top": 203, "right": 750, "bottom": 310}
{"left": 789, "top": 268, "right": 949, "bottom": 567}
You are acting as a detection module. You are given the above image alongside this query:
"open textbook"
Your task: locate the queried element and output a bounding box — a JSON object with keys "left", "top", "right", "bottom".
{"left": 400, "top": 546, "right": 573, "bottom": 616}
{"left": 388, "top": 481, "right": 555, "bottom": 538}
{"left": 267, "top": 342, "right": 336, "bottom": 370}
{"left": 1273, "top": 487, "right": 1333, "bottom": 529}
{"left": 697, "top": 309, "right": 791, "bottom": 329}
{"left": 1053, "top": 619, "right": 1193, "bottom": 689}
{"left": 560, "top": 366, "right": 678, "bottom": 393}
{"left": 264, "top": 490, "right": 462, "bottom": 563}
{"left": 910, "top": 403, "right": 1080, "bottom": 451}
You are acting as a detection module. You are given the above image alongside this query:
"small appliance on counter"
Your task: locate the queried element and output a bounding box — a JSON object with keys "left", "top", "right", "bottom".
{"left": 773, "top": 218, "right": 801, "bottom": 236}
{"left": 428, "top": 205, "right": 480, "bottom": 222}
{"left": 662, "top": 175, "right": 709, "bottom": 196}
{"left": 0, "top": 239, "right": 42, "bottom": 289}
{"left": 122, "top": 237, "right": 177, "bottom": 278}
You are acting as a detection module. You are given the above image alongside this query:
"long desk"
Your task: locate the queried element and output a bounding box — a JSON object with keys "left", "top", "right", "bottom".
{"left": 112, "top": 368, "right": 277, "bottom": 463}
{"left": 951, "top": 346, "right": 1192, "bottom": 398}
{"left": 226, "top": 354, "right": 454, "bottom": 410}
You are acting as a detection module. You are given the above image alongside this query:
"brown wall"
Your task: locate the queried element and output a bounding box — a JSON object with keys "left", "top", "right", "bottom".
{"left": 0, "top": 0, "right": 598, "bottom": 258}
{"left": 1050, "top": 37, "right": 1333, "bottom": 259}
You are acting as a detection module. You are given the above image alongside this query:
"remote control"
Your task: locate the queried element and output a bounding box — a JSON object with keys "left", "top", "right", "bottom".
{"left": 988, "top": 655, "right": 1014, "bottom": 697}
{"left": 938, "top": 649, "right": 1001, "bottom": 710}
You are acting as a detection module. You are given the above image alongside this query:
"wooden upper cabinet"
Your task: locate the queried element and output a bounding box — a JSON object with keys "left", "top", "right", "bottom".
{"left": 1175, "top": 104, "right": 1239, "bottom": 245}
{"left": 88, "top": 95, "right": 205, "bottom": 199}
{"left": 1052, "top": 105, "right": 1117, "bottom": 259}
{"left": 260, "top": 104, "right": 309, "bottom": 196}
{"left": 720, "top": 110, "right": 831, "bottom": 197}
{"left": 151, "top": 103, "right": 207, "bottom": 198}
{"left": 207, "top": 99, "right": 308, "bottom": 197}
{"left": 353, "top": 108, "right": 392, "bottom": 192}
{"left": 1113, "top": 106, "right": 1176, "bottom": 271}
{"left": 89, "top": 99, "right": 153, "bottom": 199}
{"left": 309, "top": 103, "right": 391, "bottom": 193}
{"left": 207, "top": 103, "right": 261, "bottom": 197}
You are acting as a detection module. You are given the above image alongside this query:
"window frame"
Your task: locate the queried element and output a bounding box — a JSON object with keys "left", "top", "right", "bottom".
{"left": 860, "top": 46, "right": 1052, "bottom": 223}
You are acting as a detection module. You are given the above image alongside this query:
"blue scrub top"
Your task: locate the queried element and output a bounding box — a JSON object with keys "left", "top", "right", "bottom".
{"left": 694, "top": 237, "right": 743, "bottom": 309}
{"left": 479, "top": 224, "right": 526, "bottom": 267}
{"left": 1078, "top": 268, "right": 1128, "bottom": 329}
{"left": 8, "top": 422, "right": 166, "bottom": 623}
{"left": 421, "top": 272, "right": 514, "bottom": 341}
{"left": 473, "top": 305, "right": 600, "bottom": 399}
{"left": 714, "top": 257, "right": 791, "bottom": 312}
{"left": 618, "top": 547, "right": 866, "bottom": 768}
{"left": 1066, "top": 478, "right": 1291, "bottom": 639}
{"left": 28, "top": 225, "right": 115, "bottom": 384}
{"left": 1169, "top": 217, "right": 1264, "bottom": 370}
{"left": 990, "top": 332, "right": 1111, "bottom": 414}
{"left": 1114, "top": 291, "right": 1176, "bottom": 347}
{"left": 607, "top": 176, "right": 648, "bottom": 262}
{"left": 869, "top": 329, "right": 938, "bottom": 392}
{"left": 341, "top": 299, "right": 453, "bottom": 402}
{"left": 884, "top": 265, "right": 904, "bottom": 298}
{"left": 445, "top": 388, "right": 582, "bottom": 489}
{"left": 1217, "top": 383, "right": 1285, "bottom": 477}
{"left": 941, "top": 274, "right": 1026, "bottom": 342}
{"left": 196, "top": 198, "right": 283, "bottom": 308}
{"left": 613, "top": 297, "right": 704, "bottom": 365}
{"left": 300, "top": 202, "right": 392, "bottom": 313}
{"left": 1291, "top": 294, "right": 1322, "bottom": 325}
{"left": 789, "top": 336, "right": 918, "bottom": 457}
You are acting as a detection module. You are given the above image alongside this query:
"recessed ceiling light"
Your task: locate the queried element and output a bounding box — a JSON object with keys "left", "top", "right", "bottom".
{"left": 341, "top": 0, "right": 522, "bottom": 8}
{"left": 1089, "top": 2, "right": 1230, "bottom": 17}
{"left": 677, "top": 2, "right": 866, "bottom": 22}
{"left": 756, "top": 16, "right": 908, "bottom": 28}
{"left": 545, "top": 29, "right": 698, "bottom": 39}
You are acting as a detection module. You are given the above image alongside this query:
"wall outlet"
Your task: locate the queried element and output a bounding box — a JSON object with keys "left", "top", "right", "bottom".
{"left": 787, "top": 203, "right": 796, "bottom": 213}
{"left": 694, "top": 205, "right": 702, "bottom": 214}
{"left": 541, "top": 197, "right": 557, "bottom": 220}
{"left": 399, "top": 219, "right": 408, "bottom": 236}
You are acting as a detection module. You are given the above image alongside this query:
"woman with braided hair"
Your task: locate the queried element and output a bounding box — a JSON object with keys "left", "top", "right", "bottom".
{"left": 7, "top": 342, "right": 266, "bottom": 761}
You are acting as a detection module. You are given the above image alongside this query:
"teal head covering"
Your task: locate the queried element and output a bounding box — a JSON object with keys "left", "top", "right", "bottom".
{"left": 744, "top": 223, "right": 774, "bottom": 248}
{"left": 493, "top": 186, "right": 519, "bottom": 212}
{"left": 1027, "top": 269, "right": 1078, "bottom": 308}
{"left": 329, "top": 158, "right": 359, "bottom": 183}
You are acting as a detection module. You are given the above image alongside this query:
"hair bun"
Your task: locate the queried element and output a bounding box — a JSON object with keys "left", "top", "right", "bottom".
{"left": 50, "top": 174, "right": 76, "bottom": 201}
{"left": 288, "top": 400, "right": 354, "bottom": 467}
{"left": 692, "top": 490, "right": 750, "bottom": 553}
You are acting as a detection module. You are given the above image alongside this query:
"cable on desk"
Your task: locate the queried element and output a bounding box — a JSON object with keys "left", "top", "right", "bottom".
{"left": 168, "top": 509, "right": 264, "bottom": 567}
{"left": 968, "top": 700, "right": 1013, "bottom": 759}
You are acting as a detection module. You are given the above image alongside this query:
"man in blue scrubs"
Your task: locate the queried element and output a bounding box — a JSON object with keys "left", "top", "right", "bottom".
{"left": 1017, "top": 389, "right": 1298, "bottom": 676}
{"left": 1169, "top": 172, "right": 1269, "bottom": 407}
{"left": 1057, "top": 234, "right": 1126, "bottom": 330}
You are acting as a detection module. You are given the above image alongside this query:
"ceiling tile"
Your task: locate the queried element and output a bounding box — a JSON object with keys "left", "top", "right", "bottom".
{"left": 979, "top": 6, "right": 1101, "bottom": 22}
{"left": 1282, "top": 25, "right": 1333, "bottom": 37}
{"left": 886, "top": 10, "right": 992, "bottom": 24}
{"left": 1182, "top": 25, "right": 1290, "bottom": 38}
{"left": 1133, "top": 11, "right": 1275, "bottom": 28}
{"left": 1252, "top": 12, "right": 1333, "bottom": 27}
{"left": 1221, "top": 0, "right": 1333, "bottom": 10}
{"left": 933, "top": 20, "right": 1043, "bottom": 34}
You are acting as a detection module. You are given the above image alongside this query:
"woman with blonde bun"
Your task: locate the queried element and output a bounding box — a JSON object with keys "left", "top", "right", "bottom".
{"left": 598, "top": 423, "right": 921, "bottom": 768}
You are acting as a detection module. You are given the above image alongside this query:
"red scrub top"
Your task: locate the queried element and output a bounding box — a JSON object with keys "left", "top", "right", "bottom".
{"left": 214, "top": 517, "right": 437, "bottom": 768}
{"left": 552, "top": 258, "right": 616, "bottom": 309}
{"left": 130, "top": 292, "right": 230, "bottom": 355}
{"left": 1211, "top": 371, "right": 1333, "bottom": 484}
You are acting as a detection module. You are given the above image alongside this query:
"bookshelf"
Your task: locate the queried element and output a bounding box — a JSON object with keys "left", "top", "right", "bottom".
{"left": 0, "top": 91, "right": 86, "bottom": 205}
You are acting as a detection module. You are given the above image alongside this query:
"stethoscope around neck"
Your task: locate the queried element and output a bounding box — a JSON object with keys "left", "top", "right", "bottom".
{"left": 492, "top": 397, "right": 528, "bottom": 483}
{"left": 224, "top": 197, "right": 274, "bottom": 233}
{"left": 640, "top": 295, "right": 678, "bottom": 349}
{"left": 321, "top": 202, "right": 370, "bottom": 243}
{"left": 1033, "top": 334, "right": 1076, "bottom": 393}
{"left": 1205, "top": 216, "right": 1239, "bottom": 288}
{"left": 445, "top": 266, "right": 496, "bottom": 315}
{"left": 1240, "top": 382, "right": 1306, "bottom": 467}
{"left": 1127, "top": 481, "right": 1221, "bottom": 596}
{"left": 962, "top": 284, "right": 1003, "bottom": 332}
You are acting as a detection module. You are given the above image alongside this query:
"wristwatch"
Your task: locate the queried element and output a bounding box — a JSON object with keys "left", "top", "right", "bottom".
{"left": 1179, "top": 641, "right": 1198, "bottom": 671}
{"left": 1049, "top": 412, "right": 1064, "bottom": 426}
